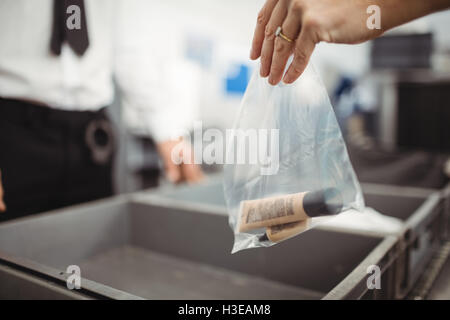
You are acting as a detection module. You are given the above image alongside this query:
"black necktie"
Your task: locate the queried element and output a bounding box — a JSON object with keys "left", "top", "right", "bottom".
{"left": 50, "top": 0, "right": 90, "bottom": 56}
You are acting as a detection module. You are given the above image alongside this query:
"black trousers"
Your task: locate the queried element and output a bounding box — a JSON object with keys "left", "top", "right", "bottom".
{"left": 0, "top": 98, "right": 114, "bottom": 222}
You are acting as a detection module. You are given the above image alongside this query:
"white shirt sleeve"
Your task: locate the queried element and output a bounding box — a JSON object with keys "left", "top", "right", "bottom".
{"left": 113, "top": 0, "right": 193, "bottom": 142}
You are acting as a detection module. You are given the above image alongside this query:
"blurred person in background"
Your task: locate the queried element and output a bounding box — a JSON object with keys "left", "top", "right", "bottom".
{"left": 251, "top": 0, "right": 450, "bottom": 85}
{"left": 0, "top": 0, "right": 203, "bottom": 221}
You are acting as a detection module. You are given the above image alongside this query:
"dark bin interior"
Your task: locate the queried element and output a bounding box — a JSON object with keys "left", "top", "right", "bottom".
{"left": 0, "top": 199, "right": 382, "bottom": 299}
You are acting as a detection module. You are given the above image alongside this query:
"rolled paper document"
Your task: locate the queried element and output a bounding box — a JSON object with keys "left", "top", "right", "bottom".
{"left": 238, "top": 187, "right": 343, "bottom": 233}
{"left": 265, "top": 219, "right": 310, "bottom": 243}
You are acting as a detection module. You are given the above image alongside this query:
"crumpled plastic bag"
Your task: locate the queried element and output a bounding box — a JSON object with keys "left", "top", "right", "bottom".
{"left": 224, "top": 63, "right": 364, "bottom": 253}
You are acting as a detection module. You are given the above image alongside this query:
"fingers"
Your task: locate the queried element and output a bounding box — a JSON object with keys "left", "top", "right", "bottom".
{"left": 253, "top": 0, "right": 319, "bottom": 85}
{"left": 259, "top": 0, "right": 288, "bottom": 77}
{"left": 178, "top": 143, "right": 204, "bottom": 183}
{"left": 159, "top": 139, "right": 204, "bottom": 184}
{"left": 165, "top": 158, "right": 204, "bottom": 184}
{"left": 166, "top": 162, "right": 204, "bottom": 184}
{"left": 250, "top": 0, "right": 279, "bottom": 60}
{"left": 164, "top": 156, "right": 182, "bottom": 183}
{"left": 181, "top": 163, "right": 205, "bottom": 184}
{"left": 282, "top": 27, "right": 316, "bottom": 84}
{"left": 268, "top": 8, "right": 302, "bottom": 85}
{"left": 0, "top": 170, "right": 6, "bottom": 212}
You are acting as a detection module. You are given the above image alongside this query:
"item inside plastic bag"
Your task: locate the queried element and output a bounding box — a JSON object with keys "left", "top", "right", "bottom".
{"left": 223, "top": 63, "right": 364, "bottom": 253}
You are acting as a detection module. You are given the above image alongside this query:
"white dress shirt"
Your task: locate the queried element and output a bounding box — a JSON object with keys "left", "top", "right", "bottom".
{"left": 0, "top": 0, "right": 188, "bottom": 142}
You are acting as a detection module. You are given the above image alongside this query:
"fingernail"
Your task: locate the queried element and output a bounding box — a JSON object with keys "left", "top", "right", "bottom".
{"left": 260, "top": 66, "right": 267, "bottom": 77}
{"left": 268, "top": 76, "right": 277, "bottom": 86}
{"left": 283, "top": 74, "right": 292, "bottom": 84}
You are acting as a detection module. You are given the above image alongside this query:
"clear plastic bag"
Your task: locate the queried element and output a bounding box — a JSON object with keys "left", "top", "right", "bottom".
{"left": 223, "top": 63, "right": 364, "bottom": 253}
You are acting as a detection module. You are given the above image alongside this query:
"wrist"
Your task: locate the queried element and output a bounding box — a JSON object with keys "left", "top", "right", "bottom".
{"left": 377, "top": 0, "right": 449, "bottom": 32}
{"left": 426, "top": 0, "right": 450, "bottom": 13}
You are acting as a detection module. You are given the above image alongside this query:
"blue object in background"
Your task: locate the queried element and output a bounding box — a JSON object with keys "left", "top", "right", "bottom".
{"left": 225, "top": 64, "right": 250, "bottom": 95}
{"left": 332, "top": 75, "right": 357, "bottom": 136}
{"left": 333, "top": 76, "right": 354, "bottom": 102}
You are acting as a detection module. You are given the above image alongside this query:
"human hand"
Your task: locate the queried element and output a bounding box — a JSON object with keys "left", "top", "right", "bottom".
{"left": 250, "top": 0, "right": 450, "bottom": 85}
{"left": 157, "top": 139, "right": 205, "bottom": 184}
{"left": 0, "top": 169, "right": 6, "bottom": 212}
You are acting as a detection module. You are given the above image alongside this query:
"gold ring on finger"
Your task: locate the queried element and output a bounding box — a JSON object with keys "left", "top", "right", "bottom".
{"left": 275, "top": 26, "right": 293, "bottom": 43}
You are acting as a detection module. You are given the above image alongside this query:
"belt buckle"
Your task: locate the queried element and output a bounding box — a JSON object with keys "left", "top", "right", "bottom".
{"left": 85, "top": 118, "right": 115, "bottom": 165}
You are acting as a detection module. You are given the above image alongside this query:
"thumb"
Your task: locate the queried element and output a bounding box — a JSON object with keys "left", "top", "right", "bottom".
{"left": 157, "top": 139, "right": 192, "bottom": 184}
{"left": 164, "top": 159, "right": 182, "bottom": 183}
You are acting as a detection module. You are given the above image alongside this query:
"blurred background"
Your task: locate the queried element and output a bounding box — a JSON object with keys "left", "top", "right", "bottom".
{"left": 115, "top": 0, "right": 450, "bottom": 193}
